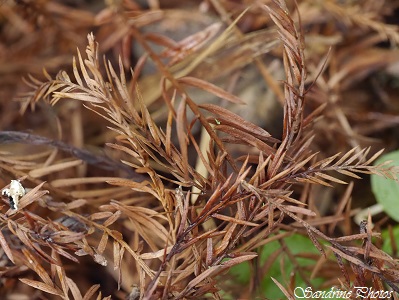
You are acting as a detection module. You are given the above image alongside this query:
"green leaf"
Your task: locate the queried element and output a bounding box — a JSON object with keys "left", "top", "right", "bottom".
{"left": 227, "top": 232, "right": 346, "bottom": 299}
{"left": 371, "top": 150, "right": 399, "bottom": 222}
{"left": 381, "top": 225, "right": 399, "bottom": 254}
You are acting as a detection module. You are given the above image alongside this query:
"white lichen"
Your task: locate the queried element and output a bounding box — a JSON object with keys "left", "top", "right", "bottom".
{"left": 2, "top": 180, "right": 26, "bottom": 210}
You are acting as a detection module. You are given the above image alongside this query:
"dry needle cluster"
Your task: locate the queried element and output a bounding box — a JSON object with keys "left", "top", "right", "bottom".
{"left": 1, "top": 0, "right": 399, "bottom": 299}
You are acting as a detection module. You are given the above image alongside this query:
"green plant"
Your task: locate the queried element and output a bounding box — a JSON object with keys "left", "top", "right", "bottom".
{"left": 371, "top": 150, "right": 399, "bottom": 222}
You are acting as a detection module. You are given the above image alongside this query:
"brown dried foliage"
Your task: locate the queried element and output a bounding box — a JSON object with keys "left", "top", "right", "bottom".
{"left": 1, "top": 0, "right": 399, "bottom": 299}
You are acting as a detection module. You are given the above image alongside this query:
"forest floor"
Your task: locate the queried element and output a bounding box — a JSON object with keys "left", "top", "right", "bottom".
{"left": 1, "top": 1, "right": 399, "bottom": 299}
